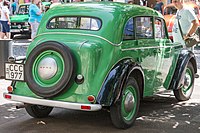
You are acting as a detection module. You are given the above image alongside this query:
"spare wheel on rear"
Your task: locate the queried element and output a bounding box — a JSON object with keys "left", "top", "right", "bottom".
{"left": 25, "top": 41, "right": 75, "bottom": 98}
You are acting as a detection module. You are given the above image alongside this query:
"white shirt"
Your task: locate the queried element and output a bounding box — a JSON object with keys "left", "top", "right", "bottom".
{"left": 0, "top": 1, "right": 3, "bottom": 9}
{"left": 172, "top": 7, "right": 197, "bottom": 45}
{"left": 1, "top": 6, "right": 10, "bottom": 21}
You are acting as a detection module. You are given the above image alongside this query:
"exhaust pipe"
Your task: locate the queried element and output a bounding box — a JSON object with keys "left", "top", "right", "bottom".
{"left": 16, "top": 103, "right": 25, "bottom": 109}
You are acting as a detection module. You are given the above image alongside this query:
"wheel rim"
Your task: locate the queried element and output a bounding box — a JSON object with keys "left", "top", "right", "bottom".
{"left": 121, "top": 85, "right": 137, "bottom": 121}
{"left": 32, "top": 50, "right": 65, "bottom": 87}
{"left": 181, "top": 68, "right": 193, "bottom": 97}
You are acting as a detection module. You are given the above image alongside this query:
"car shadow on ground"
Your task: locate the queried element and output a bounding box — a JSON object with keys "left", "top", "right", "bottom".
{"left": 0, "top": 94, "right": 200, "bottom": 133}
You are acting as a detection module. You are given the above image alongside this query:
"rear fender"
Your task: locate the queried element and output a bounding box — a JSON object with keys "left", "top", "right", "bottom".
{"left": 96, "top": 59, "right": 144, "bottom": 106}
{"left": 169, "top": 50, "right": 197, "bottom": 90}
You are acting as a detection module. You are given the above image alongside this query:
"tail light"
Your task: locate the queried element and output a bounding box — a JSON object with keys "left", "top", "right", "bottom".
{"left": 81, "top": 105, "right": 91, "bottom": 110}
{"left": 7, "top": 86, "right": 13, "bottom": 93}
{"left": 87, "top": 95, "right": 95, "bottom": 103}
{"left": 4, "top": 94, "right": 11, "bottom": 99}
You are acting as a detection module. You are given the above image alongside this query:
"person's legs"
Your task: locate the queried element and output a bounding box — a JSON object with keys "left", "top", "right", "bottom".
{"left": 30, "top": 21, "right": 40, "bottom": 39}
{"left": 4, "top": 21, "right": 10, "bottom": 39}
{"left": 0, "top": 32, "right": 5, "bottom": 39}
{"left": 0, "top": 21, "right": 6, "bottom": 39}
{"left": 0, "top": 20, "right": 4, "bottom": 39}
{"left": 5, "top": 32, "right": 10, "bottom": 39}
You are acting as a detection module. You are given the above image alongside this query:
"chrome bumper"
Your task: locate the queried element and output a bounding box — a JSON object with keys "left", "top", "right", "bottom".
{"left": 10, "top": 29, "right": 30, "bottom": 33}
{"left": 3, "top": 93, "right": 102, "bottom": 111}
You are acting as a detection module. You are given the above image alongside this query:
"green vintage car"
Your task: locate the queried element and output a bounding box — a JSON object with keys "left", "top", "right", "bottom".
{"left": 10, "top": 2, "right": 51, "bottom": 38}
{"left": 4, "top": 2, "right": 197, "bottom": 129}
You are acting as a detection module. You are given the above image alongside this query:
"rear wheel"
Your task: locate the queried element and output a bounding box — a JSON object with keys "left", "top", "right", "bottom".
{"left": 25, "top": 104, "right": 53, "bottom": 118}
{"left": 173, "top": 62, "right": 195, "bottom": 101}
{"left": 110, "top": 77, "right": 140, "bottom": 129}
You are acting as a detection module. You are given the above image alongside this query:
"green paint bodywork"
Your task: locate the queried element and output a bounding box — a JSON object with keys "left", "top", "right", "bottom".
{"left": 12, "top": 2, "right": 183, "bottom": 104}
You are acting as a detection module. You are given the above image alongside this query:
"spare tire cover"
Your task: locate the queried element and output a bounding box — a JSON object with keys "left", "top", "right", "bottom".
{"left": 25, "top": 41, "right": 75, "bottom": 98}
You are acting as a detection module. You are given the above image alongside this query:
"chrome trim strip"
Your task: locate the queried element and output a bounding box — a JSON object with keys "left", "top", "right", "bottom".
{"left": 3, "top": 93, "right": 102, "bottom": 111}
{"left": 121, "top": 44, "right": 182, "bottom": 51}
{"left": 12, "top": 43, "right": 30, "bottom": 46}
{"left": 35, "top": 38, "right": 46, "bottom": 45}
{"left": 36, "top": 32, "right": 122, "bottom": 46}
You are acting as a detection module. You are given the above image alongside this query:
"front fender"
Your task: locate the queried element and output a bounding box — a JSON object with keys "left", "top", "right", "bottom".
{"left": 169, "top": 49, "right": 197, "bottom": 90}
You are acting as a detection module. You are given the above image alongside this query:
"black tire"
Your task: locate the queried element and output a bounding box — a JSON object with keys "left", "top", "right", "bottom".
{"left": 25, "top": 104, "right": 53, "bottom": 118}
{"left": 110, "top": 77, "right": 140, "bottom": 129}
{"left": 10, "top": 33, "right": 15, "bottom": 39}
{"left": 28, "top": 32, "right": 31, "bottom": 39}
{"left": 25, "top": 41, "right": 75, "bottom": 98}
{"left": 173, "top": 62, "right": 195, "bottom": 101}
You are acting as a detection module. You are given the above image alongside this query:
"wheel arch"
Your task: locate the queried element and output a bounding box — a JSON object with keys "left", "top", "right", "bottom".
{"left": 189, "top": 56, "right": 197, "bottom": 74}
{"left": 169, "top": 50, "right": 197, "bottom": 90}
{"left": 96, "top": 59, "right": 144, "bottom": 106}
{"left": 128, "top": 67, "right": 144, "bottom": 99}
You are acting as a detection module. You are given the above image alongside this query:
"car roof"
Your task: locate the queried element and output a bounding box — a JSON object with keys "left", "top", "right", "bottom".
{"left": 48, "top": 2, "right": 162, "bottom": 19}
{"left": 39, "top": 2, "right": 164, "bottom": 44}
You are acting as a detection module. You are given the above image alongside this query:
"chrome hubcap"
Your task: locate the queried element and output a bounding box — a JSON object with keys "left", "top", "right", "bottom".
{"left": 181, "top": 68, "right": 193, "bottom": 97}
{"left": 183, "top": 75, "right": 190, "bottom": 88}
{"left": 124, "top": 92, "right": 135, "bottom": 112}
{"left": 38, "top": 57, "right": 58, "bottom": 80}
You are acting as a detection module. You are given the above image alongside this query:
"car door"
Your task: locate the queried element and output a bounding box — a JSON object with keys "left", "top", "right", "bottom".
{"left": 134, "top": 17, "right": 164, "bottom": 96}
{"left": 121, "top": 16, "right": 163, "bottom": 96}
{"left": 153, "top": 18, "right": 181, "bottom": 91}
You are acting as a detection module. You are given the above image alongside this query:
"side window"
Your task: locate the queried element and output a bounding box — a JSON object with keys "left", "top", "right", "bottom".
{"left": 80, "top": 17, "right": 100, "bottom": 30}
{"left": 123, "top": 18, "right": 134, "bottom": 40}
{"left": 155, "top": 18, "right": 166, "bottom": 39}
{"left": 135, "top": 17, "right": 153, "bottom": 39}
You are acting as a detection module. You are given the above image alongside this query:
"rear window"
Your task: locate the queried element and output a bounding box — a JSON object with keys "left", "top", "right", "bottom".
{"left": 47, "top": 16, "right": 101, "bottom": 31}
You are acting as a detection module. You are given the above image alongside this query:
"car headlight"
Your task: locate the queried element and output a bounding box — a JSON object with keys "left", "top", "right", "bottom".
{"left": 17, "top": 25, "right": 21, "bottom": 29}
